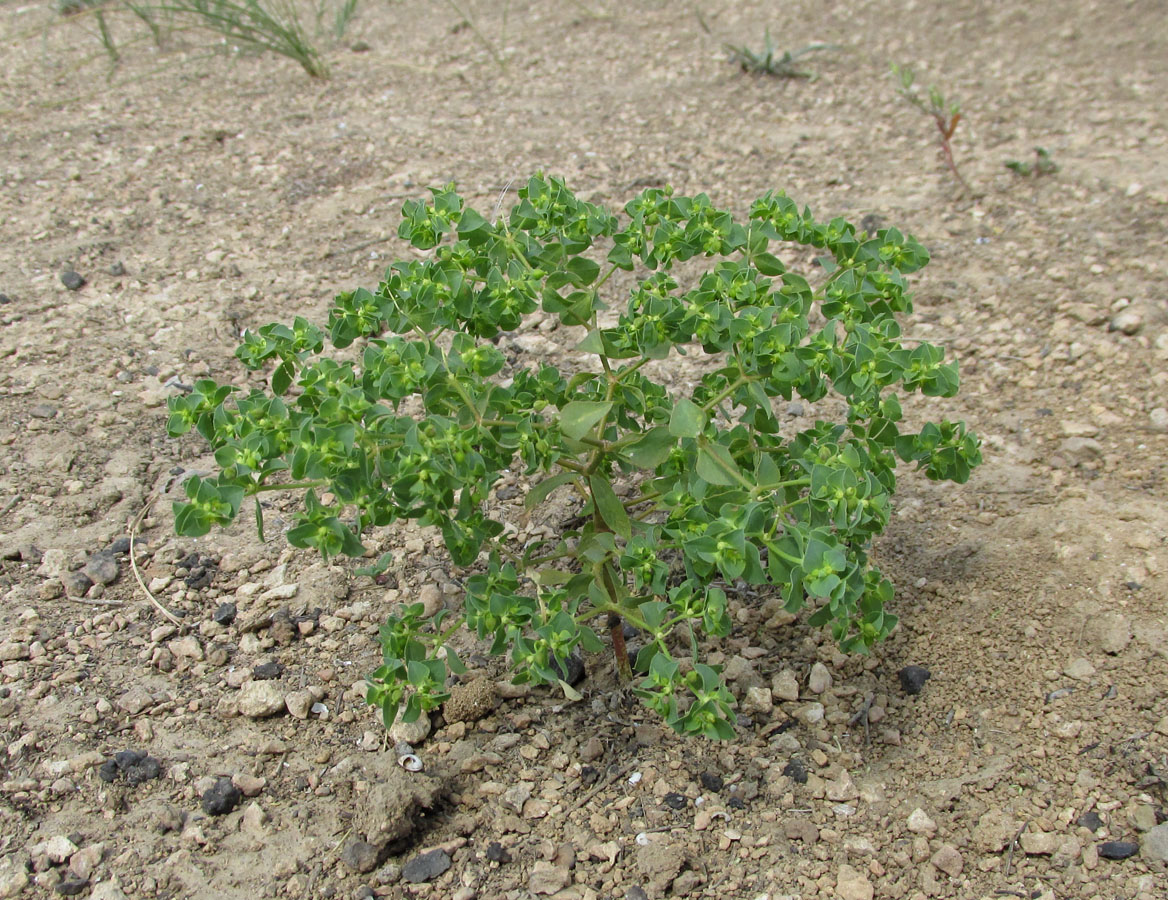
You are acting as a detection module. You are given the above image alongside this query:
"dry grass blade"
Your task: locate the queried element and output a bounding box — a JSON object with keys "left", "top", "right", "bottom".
{"left": 129, "top": 493, "right": 184, "bottom": 627}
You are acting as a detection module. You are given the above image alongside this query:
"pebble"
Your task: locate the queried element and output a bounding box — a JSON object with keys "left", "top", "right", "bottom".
{"left": 401, "top": 849, "right": 450, "bottom": 884}
{"left": 1077, "top": 810, "right": 1104, "bottom": 831}
{"left": 68, "top": 844, "right": 104, "bottom": 881}
{"left": 416, "top": 584, "right": 444, "bottom": 618}
{"left": 252, "top": 661, "right": 283, "bottom": 680}
{"left": 740, "top": 685, "right": 773, "bottom": 716}
{"left": 906, "top": 808, "right": 937, "bottom": 836}
{"left": 1064, "top": 657, "right": 1096, "bottom": 680}
{"left": 0, "top": 856, "right": 29, "bottom": 897}
{"left": 117, "top": 687, "right": 154, "bottom": 716}
{"left": 835, "top": 863, "right": 874, "bottom": 900}
{"left": 98, "top": 750, "right": 162, "bottom": 786}
{"left": 444, "top": 678, "right": 498, "bottom": 723}
{"left": 83, "top": 553, "right": 120, "bottom": 586}
{"left": 528, "top": 861, "right": 570, "bottom": 895}
{"left": 34, "top": 836, "right": 78, "bottom": 865}
{"left": 772, "top": 668, "right": 800, "bottom": 702}
{"left": 1150, "top": 407, "right": 1168, "bottom": 432}
{"left": 55, "top": 876, "right": 89, "bottom": 895}
{"left": 60, "top": 270, "right": 85, "bottom": 291}
{"left": 555, "top": 652, "right": 586, "bottom": 686}
{"left": 285, "top": 691, "right": 314, "bottom": 719}
{"left": 898, "top": 665, "right": 931, "bottom": 695}
{"left": 233, "top": 773, "right": 266, "bottom": 796}
{"left": 808, "top": 662, "right": 832, "bottom": 694}
{"left": 826, "top": 770, "right": 858, "bottom": 803}
{"left": 1109, "top": 309, "right": 1143, "bottom": 335}
{"left": 1021, "top": 831, "right": 1059, "bottom": 855}
{"left": 341, "top": 838, "right": 381, "bottom": 874}
{"left": 201, "top": 777, "right": 241, "bottom": 816}
{"left": 1141, "top": 823, "right": 1168, "bottom": 862}
{"left": 930, "top": 844, "right": 963, "bottom": 877}
{"left": 237, "top": 681, "right": 287, "bottom": 718}
{"left": 1098, "top": 840, "right": 1139, "bottom": 860}
{"left": 212, "top": 603, "right": 237, "bottom": 626}
{"left": 390, "top": 714, "right": 431, "bottom": 746}
{"left": 1085, "top": 613, "right": 1130, "bottom": 654}
{"left": 62, "top": 571, "right": 94, "bottom": 598}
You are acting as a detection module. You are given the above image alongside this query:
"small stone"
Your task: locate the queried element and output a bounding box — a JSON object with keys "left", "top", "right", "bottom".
{"left": 580, "top": 737, "right": 604, "bottom": 762}
{"left": 528, "top": 861, "right": 570, "bottom": 895}
{"left": 1149, "top": 407, "right": 1168, "bottom": 433}
{"left": 626, "top": 888, "right": 649, "bottom": 900}
{"left": 416, "top": 584, "right": 445, "bottom": 617}
{"left": 485, "top": 842, "right": 511, "bottom": 864}
{"left": 62, "top": 571, "right": 93, "bottom": 598}
{"left": 907, "top": 808, "right": 937, "bottom": 837}
{"left": 502, "top": 781, "right": 533, "bottom": 815}
{"left": 808, "top": 662, "right": 832, "bottom": 694}
{"left": 0, "top": 855, "right": 29, "bottom": 897}
{"left": 973, "top": 809, "right": 1018, "bottom": 852}
{"left": 123, "top": 755, "right": 162, "bottom": 786}
{"left": 826, "top": 770, "right": 858, "bottom": 803}
{"left": 1098, "top": 840, "right": 1139, "bottom": 860}
{"left": 61, "top": 270, "right": 85, "bottom": 291}
{"left": 1077, "top": 810, "right": 1104, "bottom": 831}
{"left": 554, "top": 652, "right": 586, "bottom": 686}
{"left": 88, "top": 879, "right": 129, "bottom": 900}
{"left": 1064, "top": 657, "right": 1096, "bottom": 680}
{"left": 233, "top": 773, "right": 266, "bottom": 797}
{"left": 835, "top": 863, "right": 874, "bottom": 900}
{"left": 699, "top": 772, "right": 724, "bottom": 792}
{"left": 772, "top": 668, "right": 800, "bottom": 702}
{"left": 212, "top": 603, "right": 237, "bottom": 626}
{"left": 35, "top": 836, "right": 78, "bottom": 865}
{"left": 1021, "top": 830, "right": 1059, "bottom": 855}
{"left": 238, "top": 681, "right": 287, "bottom": 718}
{"left": 200, "top": 777, "right": 241, "bottom": 816}
{"left": 390, "top": 713, "right": 431, "bottom": 746}
{"left": 109, "top": 262, "right": 126, "bottom": 276}
{"left": 1141, "top": 823, "right": 1168, "bottom": 862}
{"left": 374, "top": 862, "right": 402, "bottom": 884}
{"left": 782, "top": 759, "right": 808, "bottom": 784}
{"left": 401, "top": 848, "right": 451, "bottom": 884}
{"left": 740, "top": 685, "right": 773, "bottom": 716}
{"left": 341, "top": 838, "right": 381, "bottom": 874}
{"left": 169, "top": 635, "right": 203, "bottom": 661}
{"left": 285, "top": 691, "right": 313, "bottom": 720}
{"left": 898, "top": 665, "right": 931, "bottom": 695}
{"left": 83, "top": 553, "right": 119, "bottom": 586}
{"left": 241, "top": 802, "right": 268, "bottom": 835}
{"left": 1109, "top": 309, "right": 1143, "bottom": 335}
{"left": 68, "top": 844, "right": 104, "bottom": 881}
{"left": 252, "top": 661, "right": 283, "bottom": 680}
{"left": 930, "top": 844, "right": 963, "bottom": 877}
{"left": 117, "top": 687, "right": 154, "bottom": 716}
{"left": 54, "top": 876, "right": 88, "bottom": 896}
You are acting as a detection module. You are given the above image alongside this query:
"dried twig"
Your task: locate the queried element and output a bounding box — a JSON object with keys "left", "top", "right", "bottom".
{"left": 1003, "top": 820, "right": 1028, "bottom": 877}
{"left": 129, "top": 493, "right": 182, "bottom": 627}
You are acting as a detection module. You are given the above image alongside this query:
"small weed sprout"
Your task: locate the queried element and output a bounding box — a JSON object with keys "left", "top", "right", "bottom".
{"left": 891, "top": 63, "right": 971, "bottom": 192}
{"left": 1006, "top": 148, "right": 1058, "bottom": 177}
{"left": 725, "top": 31, "right": 840, "bottom": 80}
{"left": 168, "top": 176, "right": 981, "bottom": 740}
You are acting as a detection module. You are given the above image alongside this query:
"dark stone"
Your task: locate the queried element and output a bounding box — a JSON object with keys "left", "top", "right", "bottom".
{"left": 109, "top": 261, "right": 126, "bottom": 276}
{"left": 554, "top": 653, "right": 585, "bottom": 686}
{"left": 626, "top": 888, "right": 649, "bottom": 900}
{"left": 98, "top": 760, "right": 119, "bottom": 782}
{"left": 270, "top": 608, "right": 297, "bottom": 645}
{"left": 213, "top": 602, "right": 237, "bottom": 626}
{"left": 401, "top": 848, "right": 451, "bottom": 883}
{"left": 61, "top": 270, "right": 86, "bottom": 291}
{"left": 579, "top": 765, "right": 599, "bottom": 786}
{"left": 114, "top": 749, "right": 147, "bottom": 769}
{"left": 699, "top": 772, "right": 724, "bottom": 793}
{"left": 62, "top": 571, "right": 94, "bottom": 598}
{"left": 1077, "top": 811, "right": 1103, "bottom": 831}
{"left": 253, "top": 661, "right": 283, "bottom": 680}
{"left": 495, "top": 484, "right": 519, "bottom": 501}
{"left": 84, "top": 552, "right": 120, "bottom": 586}
{"left": 340, "top": 838, "right": 381, "bottom": 874}
{"left": 184, "top": 566, "right": 214, "bottom": 590}
{"left": 898, "top": 665, "right": 931, "bottom": 695}
{"left": 782, "top": 759, "right": 808, "bottom": 784}
{"left": 55, "top": 877, "right": 89, "bottom": 896}
{"left": 124, "top": 756, "right": 162, "bottom": 785}
{"left": 485, "top": 841, "right": 511, "bottom": 864}
{"left": 201, "top": 776, "right": 241, "bottom": 816}
{"left": 728, "top": 796, "right": 746, "bottom": 809}
{"left": 1098, "top": 841, "right": 1138, "bottom": 860}
{"left": 0, "top": 293, "right": 11, "bottom": 304}
{"left": 30, "top": 404, "right": 58, "bottom": 419}
{"left": 663, "top": 792, "right": 687, "bottom": 810}
{"left": 107, "top": 537, "right": 131, "bottom": 554}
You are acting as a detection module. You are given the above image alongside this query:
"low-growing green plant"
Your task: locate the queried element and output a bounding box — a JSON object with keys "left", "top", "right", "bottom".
{"left": 891, "top": 62, "right": 971, "bottom": 192}
{"left": 167, "top": 175, "right": 981, "bottom": 739}
{"left": 725, "top": 31, "right": 839, "bottom": 79}
{"left": 1005, "top": 147, "right": 1057, "bottom": 177}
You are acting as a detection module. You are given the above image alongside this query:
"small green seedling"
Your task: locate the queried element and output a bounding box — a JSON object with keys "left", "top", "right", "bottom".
{"left": 1005, "top": 148, "right": 1058, "bottom": 177}
{"left": 725, "top": 31, "right": 840, "bottom": 80}
{"left": 167, "top": 176, "right": 980, "bottom": 740}
{"left": 891, "top": 63, "right": 971, "bottom": 192}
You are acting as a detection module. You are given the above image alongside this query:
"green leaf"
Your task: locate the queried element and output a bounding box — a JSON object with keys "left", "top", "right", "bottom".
{"left": 355, "top": 551, "right": 395, "bottom": 577}
{"left": 696, "top": 441, "right": 743, "bottom": 486}
{"left": 525, "top": 471, "right": 577, "bottom": 511}
{"left": 624, "top": 427, "right": 676, "bottom": 469}
{"left": 669, "top": 397, "right": 706, "bottom": 438}
{"left": 565, "top": 256, "right": 601, "bottom": 286}
{"left": 575, "top": 330, "right": 607, "bottom": 356}
{"left": 559, "top": 400, "right": 612, "bottom": 440}
{"left": 557, "top": 679, "right": 584, "bottom": 702}
{"left": 589, "top": 475, "right": 631, "bottom": 540}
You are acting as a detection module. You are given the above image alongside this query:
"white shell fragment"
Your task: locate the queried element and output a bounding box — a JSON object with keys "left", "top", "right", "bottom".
{"left": 397, "top": 753, "right": 423, "bottom": 772}
{"left": 628, "top": 772, "right": 642, "bottom": 786}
